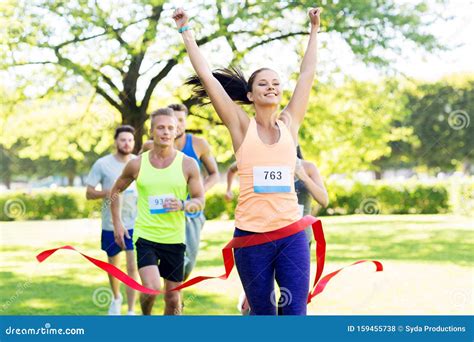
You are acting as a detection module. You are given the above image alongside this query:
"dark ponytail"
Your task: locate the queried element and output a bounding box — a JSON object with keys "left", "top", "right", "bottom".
{"left": 296, "top": 145, "right": 304, "bottom": 160}
{"left": 185, "top": 67, "right": 251, "bottom": 104}
{"left": 185, "top": 67, "right": 272, "bottom": 105}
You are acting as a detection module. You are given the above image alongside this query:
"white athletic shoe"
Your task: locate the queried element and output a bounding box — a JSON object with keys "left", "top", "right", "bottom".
{"left": 107, "top": 294, "right": 123, "bottom": 315}
{"left": 127, "top": 310, "right": 136, "bottom": 316}
{"left": 237, "top": 291, "right": 250, "bottom": 315}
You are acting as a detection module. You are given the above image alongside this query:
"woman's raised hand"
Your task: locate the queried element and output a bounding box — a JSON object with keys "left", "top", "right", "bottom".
{"left": 172, "top": 7, "right": 189, "bottom": 29}
{"left": 308, "top": 7, "right": 322, "bottom": 29}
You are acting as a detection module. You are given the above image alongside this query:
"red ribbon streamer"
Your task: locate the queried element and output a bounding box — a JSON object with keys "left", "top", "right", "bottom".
{"left": 36, "top": 216, "right": 383, "bottom": 304}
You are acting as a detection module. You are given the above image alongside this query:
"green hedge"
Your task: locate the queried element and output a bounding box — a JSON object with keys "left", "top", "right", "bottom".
{"left": 0, "top": 188, "right": 102, "bottom": 221}
{"left": 203, "top": 184, "right": 238, "bottom": 220}
{"left": 204, "top": 179, "right": 469, "bottom": 218}
{"left": 1, "top": 179, "right": 472, "bottom": 221}
{"left": 316, "top": 181, "right": 450, "bottom": 216}
{"left": 445, "top": 177, "right": 474, "bottom": 216}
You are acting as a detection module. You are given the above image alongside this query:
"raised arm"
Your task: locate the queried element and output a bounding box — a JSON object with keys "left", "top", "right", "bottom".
{"left": 172, "top": 8, "right": 249, "bottom": 149}
{"left": 295, "top": 159, "right": 328, "bottom": 208}
{"left": 282, "top": 8, "right": 322, "bottom": 137}
{"left": 110, "top": 158, "right": 140, "bottom": 249}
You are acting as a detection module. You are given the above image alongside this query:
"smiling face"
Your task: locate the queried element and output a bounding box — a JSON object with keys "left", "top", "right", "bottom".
{"left": 246, "top": 69, "right": 282, "bottom": 106}
{"left": 150, "top": 114, "right": 177, "bottom": 148}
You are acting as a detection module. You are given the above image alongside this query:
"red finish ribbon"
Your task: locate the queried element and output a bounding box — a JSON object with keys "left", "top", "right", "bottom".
{"left": 36, "top": 216, "right": 383, "bottom": 303}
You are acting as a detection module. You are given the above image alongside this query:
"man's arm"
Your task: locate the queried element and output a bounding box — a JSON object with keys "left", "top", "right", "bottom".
{"left": 225, "top": 162, "right": 238, "bottom": 201}
{"left": 184, "top": 156, "right": 205, "bottom": 213}
{"left": 86, "top": 186, "right": 109, "bottom": 200}
{"left": 110, "top": 158, "right": 140, "bottom": 249}
{"left": 195, "top": 137, "right": 219, "bottom": 192}
{"left": 85, "top": 160, "right": 108, "bottom": 200}
{"left": 163, "top": 156, "right": 205, "bottom": 214}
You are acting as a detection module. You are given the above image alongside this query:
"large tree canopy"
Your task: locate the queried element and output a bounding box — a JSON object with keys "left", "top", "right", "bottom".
{"left": 2, "top": 0, "right": 442, "bottom": 153}
{"left": 383, "top": 75, "right": 474, "bottom": 173}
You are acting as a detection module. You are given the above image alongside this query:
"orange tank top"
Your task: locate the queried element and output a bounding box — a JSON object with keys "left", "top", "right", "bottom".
{"left": 235, "top": 117, "right": 301, "bottom": 232}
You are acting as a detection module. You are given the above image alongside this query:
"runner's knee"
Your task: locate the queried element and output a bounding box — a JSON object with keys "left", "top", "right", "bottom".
{"left": 126, "top": 263, "right": 137, "bottom": 275}
{"left": 142, "top": 280, "right": 160, "bottom": 291}
{"left": 164, "top": 292, "right": 180, "bottom": 308}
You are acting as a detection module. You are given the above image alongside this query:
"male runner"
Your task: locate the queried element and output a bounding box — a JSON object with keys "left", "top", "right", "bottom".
{"left": 141, "top": 103, "right": 218, "bottom": 280}
{"left": 110, "top": 108, "right": 204, "bottom": 315}
{"left": 85, "top": 125, "right": 138, "bottom": 315}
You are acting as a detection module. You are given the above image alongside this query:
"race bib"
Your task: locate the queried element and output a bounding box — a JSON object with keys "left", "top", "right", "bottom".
{"left": 148, "top": 194, "right": 174, "bottom": 214}
{"left": 298, "top": 204, "right": 304, "bottom": 217}
{"left": 253, "top": 166, "right": 291, "bottom": 193}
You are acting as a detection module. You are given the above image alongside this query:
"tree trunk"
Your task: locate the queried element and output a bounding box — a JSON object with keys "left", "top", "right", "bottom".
{"left": 3, "top": 173, "right": 11, "bottom": 189}
{"left": 374, "top": 170, "right": 382, "bottom": 180}
{"left": 64, "top": 159, "right": 77, "bottom": 186}
{"left": 133, "top": 121, "right": 146, "bottom": 155}
{"left": 67, "top": 173, "right": 74, "bottom": 186}
{"left": 1, "top": 151, "right": 12, "bottom": 189}
{"left": 462, "top": 160, "right": 471, "bottom": 175}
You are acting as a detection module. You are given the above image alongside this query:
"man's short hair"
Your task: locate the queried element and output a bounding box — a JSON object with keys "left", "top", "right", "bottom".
{"left": 150, "top": 107, "right": 176, "bottom": 128}
{"left": 114, "top": 125, "right": 135, "bottom": 140}
{"left": 167, "top": 103, "right": 188, "bottom": 115}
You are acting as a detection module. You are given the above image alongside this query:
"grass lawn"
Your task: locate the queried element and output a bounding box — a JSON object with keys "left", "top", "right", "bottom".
{"left": 1, "top": 214, "right": 472, "bottom": 315}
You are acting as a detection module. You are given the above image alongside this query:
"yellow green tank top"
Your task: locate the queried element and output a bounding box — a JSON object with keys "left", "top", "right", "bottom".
{"left": 134, "top": 150, "right": 187, "bottom": 244}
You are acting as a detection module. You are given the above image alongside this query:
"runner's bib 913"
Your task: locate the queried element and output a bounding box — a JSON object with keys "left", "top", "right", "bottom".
{"left": 148, "top": 194, "right": 174, "bottom": 214}
{"left": 253, "top": 166, "right": 291, "bottom": 193}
